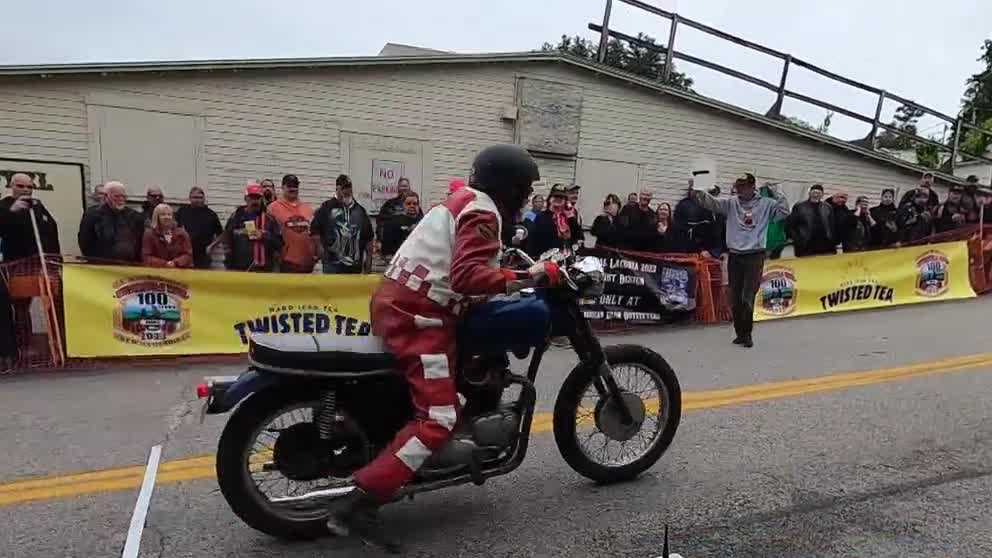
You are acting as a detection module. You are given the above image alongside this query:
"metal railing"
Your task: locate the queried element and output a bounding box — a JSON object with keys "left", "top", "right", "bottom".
{"left": 592, "top": 0, "right": 992, "bottom": 172}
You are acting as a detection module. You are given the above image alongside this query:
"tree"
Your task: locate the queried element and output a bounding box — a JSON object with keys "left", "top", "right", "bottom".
{"left": 541, "top": 34, "right": 694, "bottom": 92}
{"left": 958, "top": 39, "right": 992, "bottom": 158}
{"left": 915, "top": 136, "right": 942, "bottom": 170}
{"left": 876, "top": 104, "right": 924, "bottom": 150}
{"left": 783, "top": 111, "right": 832, "bottom": 134}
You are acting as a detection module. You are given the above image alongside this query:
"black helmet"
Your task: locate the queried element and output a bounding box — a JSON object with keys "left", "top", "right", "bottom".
{"left": 469, "top": 144, "right": 540, "bottom": 214}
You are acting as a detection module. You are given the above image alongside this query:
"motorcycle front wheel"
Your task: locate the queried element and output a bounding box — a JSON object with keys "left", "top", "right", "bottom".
{"left": 553, "top": 344, "right": 681, "bottom": 483}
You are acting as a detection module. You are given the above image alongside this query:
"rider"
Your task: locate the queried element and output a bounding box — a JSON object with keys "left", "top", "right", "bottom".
{"left": 326, "top": 144, "right": 562, "bottom": 538}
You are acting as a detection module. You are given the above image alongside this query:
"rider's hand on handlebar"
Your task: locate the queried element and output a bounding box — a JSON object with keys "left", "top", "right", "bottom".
{"left": 527, "top": 261, "right": 562, "bottom": 287}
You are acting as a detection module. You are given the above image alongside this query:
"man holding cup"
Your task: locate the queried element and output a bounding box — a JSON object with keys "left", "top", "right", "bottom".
{"left": 222, "top": 182, "right": 282, "bottom": 272}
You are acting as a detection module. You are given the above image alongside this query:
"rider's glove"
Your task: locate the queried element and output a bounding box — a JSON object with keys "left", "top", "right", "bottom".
{"left": 527, "top": 261, "right": 562, "bottom": 287}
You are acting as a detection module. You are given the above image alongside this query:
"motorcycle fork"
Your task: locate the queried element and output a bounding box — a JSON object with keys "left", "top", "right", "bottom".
{"left": 566, "top": 303, "right": 636, "bottom": 425}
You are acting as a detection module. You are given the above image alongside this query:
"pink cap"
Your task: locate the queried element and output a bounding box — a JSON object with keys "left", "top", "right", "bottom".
{"left": 448, "top": 179, "right": 466, "bottom": 194}
{"left": 245, "top": 182, "right": 263, "bottom": 196}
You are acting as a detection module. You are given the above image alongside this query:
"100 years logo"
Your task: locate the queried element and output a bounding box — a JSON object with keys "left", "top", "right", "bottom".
{"left": 113, "top": 277, "right": 191, "bottom": 346}
{"left": 915, "top": 250, "right": 950, "bottom": 297}
{"left": 758, "top": 265, "right": 797, "bottom": 316}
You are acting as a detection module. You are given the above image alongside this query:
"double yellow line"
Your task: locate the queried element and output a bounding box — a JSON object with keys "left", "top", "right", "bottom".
{"left": 3, "top": 351, "right": 992, "bottom": 508}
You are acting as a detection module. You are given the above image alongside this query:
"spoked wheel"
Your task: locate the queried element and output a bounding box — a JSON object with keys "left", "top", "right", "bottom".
{"left": 216, "top": 388, "right": 371, "bottom": 539}
{"left": 553, "top": 345, "right": 681, "bottom": 483}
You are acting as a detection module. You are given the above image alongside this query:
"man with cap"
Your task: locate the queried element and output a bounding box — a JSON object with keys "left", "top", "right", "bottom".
{"left": 310, "top": 174, "right": 374, "bottom": 273}
{"left": 785, "top": 184, "right": 834, "bottom": 257}
{"left": 897, "top": 187, "right": 935, "bottom": 243}
{"left": 899, "top": 172, "right": 940, "bottom": 210}
{"left": 936, "top": 184, "right": 968, "bottom": 233}
{"left": 960, "top": 175, "right": 981, "bottom": 224}
{"left": 692, "top": 173, "right": 789, "bottom": 348}
{"left": 527, "top": 183, "right": 583, "bottom": 258}
{"left": 267, "top": 174, "right": 316, "bottom": 273}
{"left": 222, "top": 182, "right": 282, "bottom": 272}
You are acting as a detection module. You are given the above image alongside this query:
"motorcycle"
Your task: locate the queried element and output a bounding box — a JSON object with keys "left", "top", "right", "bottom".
{"left": 196, "top": 248, "right": 681, "bottom": 539}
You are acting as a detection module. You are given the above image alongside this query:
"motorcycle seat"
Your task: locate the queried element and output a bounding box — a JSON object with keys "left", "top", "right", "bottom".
{"left": 249, "top": 333, "right": 397, "bottom": 375}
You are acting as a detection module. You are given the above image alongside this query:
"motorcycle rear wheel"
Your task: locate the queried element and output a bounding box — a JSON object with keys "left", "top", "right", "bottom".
{"left": 216, "top": 387, "right": 365, "bottom": 540}
{"left": 553, "top": 344, "right": 681, "bottom": 483}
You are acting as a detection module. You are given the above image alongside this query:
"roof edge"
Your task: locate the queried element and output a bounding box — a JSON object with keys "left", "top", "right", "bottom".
{"left": 0, "top": 49, "right": 962, "bottom": 184}
{"left": 0, "top": 51, "right": 557, "bottom": 76}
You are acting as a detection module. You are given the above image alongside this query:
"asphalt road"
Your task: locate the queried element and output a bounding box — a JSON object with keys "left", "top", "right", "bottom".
{"left": 2, "top": 298, "right": 992, "bottom": 557}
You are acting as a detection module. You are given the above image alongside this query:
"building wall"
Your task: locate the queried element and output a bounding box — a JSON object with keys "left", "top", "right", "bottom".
{"left": 0, "top": 60, "right": 929, "bottom": 238}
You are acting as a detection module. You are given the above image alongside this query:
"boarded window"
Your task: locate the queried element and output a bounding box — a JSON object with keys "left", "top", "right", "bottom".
{"left": 88, "top": 98, "right": 205, "bottom": 201}
{"left": 516, "top": 78, "right": 582, "bottom": 157}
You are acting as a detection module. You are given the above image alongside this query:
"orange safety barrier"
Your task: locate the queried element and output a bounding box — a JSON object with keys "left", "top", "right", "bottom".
{"left": 1, "top": 254, "right": 65, "bottom": 373}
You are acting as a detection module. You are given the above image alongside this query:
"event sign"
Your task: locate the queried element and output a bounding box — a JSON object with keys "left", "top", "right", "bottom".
{"left": 63, "top": 265, "right": 382, "bottom": 357}
{"left": 755, "top": 240, "right": 975, "bottom": 321}
{"left": 578, "top": 248, "right": 696, "bottom": 322}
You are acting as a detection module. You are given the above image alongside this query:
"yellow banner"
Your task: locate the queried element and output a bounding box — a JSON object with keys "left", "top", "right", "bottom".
{"left": 63, "top": 264, "right": 381, "bottom": 357}
{"left": 755, "top": 241, "right": 976, "bottom": 321}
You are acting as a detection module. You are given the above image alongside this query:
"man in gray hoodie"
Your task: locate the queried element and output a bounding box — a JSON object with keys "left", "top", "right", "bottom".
{"left": 692, "top": 173, "right": 789, "bottom": 348}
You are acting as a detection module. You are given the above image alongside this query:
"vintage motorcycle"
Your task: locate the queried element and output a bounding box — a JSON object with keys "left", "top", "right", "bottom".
{"left": 196, "top": 248, "right": 682, "bottom": 539}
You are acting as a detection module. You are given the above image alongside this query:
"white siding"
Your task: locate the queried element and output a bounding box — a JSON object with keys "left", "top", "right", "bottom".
{"left": 0, "top": 60, "right": 928, "bottom": 231}
{"left": 526, "top": 65, "right": 925, "bottom": 205}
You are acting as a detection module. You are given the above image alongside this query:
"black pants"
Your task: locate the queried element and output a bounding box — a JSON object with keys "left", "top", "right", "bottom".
{"left": 728, "top": 251, "right": 766, "bottom": 339}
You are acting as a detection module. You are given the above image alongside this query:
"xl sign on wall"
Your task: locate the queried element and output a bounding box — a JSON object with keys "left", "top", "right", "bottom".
{"left": 0, "top": 158, "right": 86, "bottom": 256}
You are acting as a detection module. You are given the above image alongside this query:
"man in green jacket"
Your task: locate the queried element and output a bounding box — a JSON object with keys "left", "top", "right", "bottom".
{"left": 760, "top": 183, "right": 788, "bottom": 259}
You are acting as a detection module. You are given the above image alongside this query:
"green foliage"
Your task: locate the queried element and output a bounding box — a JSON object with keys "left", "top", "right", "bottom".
{"left": 956, "top": 39, "right": 992, "bottom": 158}
{"left": 541, "top": 34, "right": 694, "bottom": 92}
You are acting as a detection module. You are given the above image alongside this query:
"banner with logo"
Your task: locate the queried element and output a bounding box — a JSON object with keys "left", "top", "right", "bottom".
{"left": 63, "top": 264, "right": 382, "bottom": 357}
{"left": 578, "top": 248, "right": 697, "bottom": 322}
{"left": 755, "top": 241, "right": 975, "bottom": 321}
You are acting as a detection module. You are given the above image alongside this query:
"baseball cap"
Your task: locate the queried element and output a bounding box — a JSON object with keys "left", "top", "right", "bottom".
{"left": 548, "top": 183, "right": 569, "bottom": 198}
{"left": 282, "top": 174, "right": 300, "bottom": 188}
{"left": 565, "top": 183, "right": 581, "bottom": 192}
{"left": 448, "top": 179, "right": 466, "bottom": 195}
{"left": 245, "top": 182, "right": 263, "bottom": 196}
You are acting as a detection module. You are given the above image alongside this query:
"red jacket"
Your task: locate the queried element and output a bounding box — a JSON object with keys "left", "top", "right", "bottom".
{"left": 383, "top": 187, "right": 514, "bottom": 315}
{"left": 142, "top": 228, "right": 194, "bottom": 268}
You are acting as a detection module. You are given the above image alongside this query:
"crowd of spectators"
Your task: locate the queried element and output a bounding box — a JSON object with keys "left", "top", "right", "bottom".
{"left": 1, "top": 169, "right": 989, "bottom": 274}
{"left": 518, "top": 171, "right": 991, "bottom": 261}
{"left": 0, "top": 173, "right": 436, "bottom": 277}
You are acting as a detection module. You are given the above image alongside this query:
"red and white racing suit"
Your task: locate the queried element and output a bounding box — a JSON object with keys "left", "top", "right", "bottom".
{"left": 354, "top": 187, "right": 517, "bottom": 501}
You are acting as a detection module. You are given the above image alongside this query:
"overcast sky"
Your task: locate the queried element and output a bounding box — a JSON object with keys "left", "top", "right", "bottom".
{"left": 4, "top": 0, "right": 989, "bottom": 140}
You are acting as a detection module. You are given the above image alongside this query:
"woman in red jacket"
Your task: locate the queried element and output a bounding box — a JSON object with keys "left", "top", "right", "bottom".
{"left": 142, "top": 203, "right": 193, "bottom": 268}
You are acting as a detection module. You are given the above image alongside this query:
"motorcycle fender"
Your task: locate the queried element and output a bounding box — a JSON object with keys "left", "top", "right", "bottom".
{"left": 207, "top": 370, "right": 282, "bottom": 414}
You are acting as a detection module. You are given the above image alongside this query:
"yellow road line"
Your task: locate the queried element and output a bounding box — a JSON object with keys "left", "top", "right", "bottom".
{"left": 2, "top": 351, "right": 991, "bottom": 508}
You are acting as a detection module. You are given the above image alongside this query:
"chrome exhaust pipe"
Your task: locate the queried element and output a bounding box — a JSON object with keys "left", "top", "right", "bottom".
{"left": 268, "top": 485, "right": 355, "bottom": 504}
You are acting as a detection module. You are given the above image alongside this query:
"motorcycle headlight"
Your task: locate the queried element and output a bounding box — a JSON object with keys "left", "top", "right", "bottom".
{"left": 571, "top": 257, "right": 606, "bottom": 297}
